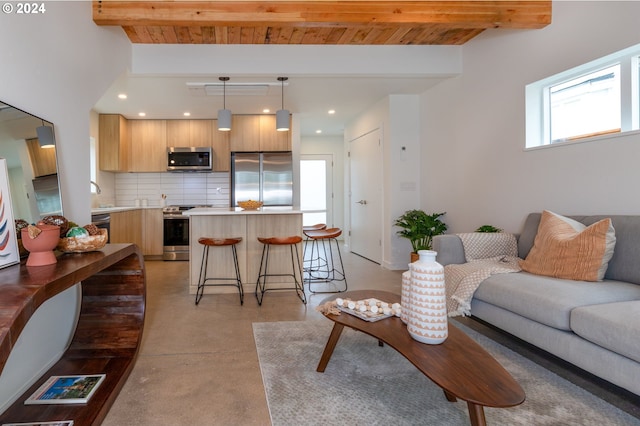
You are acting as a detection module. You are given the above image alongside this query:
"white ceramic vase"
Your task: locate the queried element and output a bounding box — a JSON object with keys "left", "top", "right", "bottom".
{"left": 400, "top": 270, "right": 412, "bottom": 324}
{"left": 407, "top": 250, "right": 448, "bottom": 344}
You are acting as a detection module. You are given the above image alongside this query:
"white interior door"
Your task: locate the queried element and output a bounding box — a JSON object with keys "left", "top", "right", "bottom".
{"left": 349, "top": 129, "right": 382, "bottom": 264}
{"left": 300, "top": 154, "right": 333, "bottom": 227}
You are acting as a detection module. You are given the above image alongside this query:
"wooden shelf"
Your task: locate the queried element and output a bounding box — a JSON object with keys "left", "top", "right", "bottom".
{"left": 0, "top": 244, "right": 146, "bottom": 425}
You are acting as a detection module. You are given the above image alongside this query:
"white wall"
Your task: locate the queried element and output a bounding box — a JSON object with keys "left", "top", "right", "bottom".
{"left": 0, "top": 2, "right": 131, "bottom": 225}
{"left": 345, "top": 94, "right": 422, "bottom": 270}
{"left": 387, "top": 95, "right": 421, "bottom": 268}
{"left": 421, "top": 1, "right": 640, "bottom": 234}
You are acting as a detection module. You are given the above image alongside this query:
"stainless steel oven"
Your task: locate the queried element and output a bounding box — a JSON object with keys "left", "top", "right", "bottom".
{"left": 163, "top": 206, "right": 191, "bottom": 261}
{"left": 91, "top": 213, "right": 111, "bottom": 243}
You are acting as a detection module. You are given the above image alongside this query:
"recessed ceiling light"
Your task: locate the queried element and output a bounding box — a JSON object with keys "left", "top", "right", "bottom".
{"left": 183, "top": 112, "right": 191, "bottom": 117}
{"left": 328, "top": 109, "right": 336, "bottom": 115}
{"left": 315, "top": 129, "right": 322, "bottom": 134}
{"left": 263, "top": 108, "right": 270, "bottom": 113}
{"left": 138, "top": 112, "right": 146, "bottom": 117}
{"left": 118, "top": 93, "right": 127, "bottom": 99}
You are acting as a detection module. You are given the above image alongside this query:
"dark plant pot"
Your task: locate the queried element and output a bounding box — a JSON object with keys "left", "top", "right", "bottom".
{"left": 410, "top": 252, "right": 419, "bottom": 263}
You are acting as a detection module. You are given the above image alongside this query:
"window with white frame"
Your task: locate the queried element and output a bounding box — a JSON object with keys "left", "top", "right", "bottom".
{"left": 526, "top": 43, "right": 640, "bottom": 148}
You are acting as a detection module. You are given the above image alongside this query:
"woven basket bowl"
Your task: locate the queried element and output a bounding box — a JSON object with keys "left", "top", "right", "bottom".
{"left": 237, "top": 200, "right": 263, "bottom": 210}
{"left": 57, "top": 229, "right": 108, "bottom": 253}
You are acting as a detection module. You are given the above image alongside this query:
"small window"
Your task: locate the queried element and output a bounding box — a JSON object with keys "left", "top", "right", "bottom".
{"left": 526, "top": 43, "right": 640, "bottom": 149}
{"left": 549, "top": 65, "right": 620, "bottom": 142}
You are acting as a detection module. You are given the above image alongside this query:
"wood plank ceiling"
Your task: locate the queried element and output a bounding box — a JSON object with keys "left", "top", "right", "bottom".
{"left": 93, "top": 1, "right": 552, "bottom": 45}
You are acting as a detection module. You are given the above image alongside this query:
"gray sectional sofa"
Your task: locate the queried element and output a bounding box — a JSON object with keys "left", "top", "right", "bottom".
{"left": 434, "top": 213, "right": 640, "bottom": 396}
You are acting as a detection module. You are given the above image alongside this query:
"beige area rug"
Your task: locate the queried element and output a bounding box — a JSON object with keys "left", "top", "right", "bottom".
{"left": 253, "top": 320, "right": 639, "bottom": 426}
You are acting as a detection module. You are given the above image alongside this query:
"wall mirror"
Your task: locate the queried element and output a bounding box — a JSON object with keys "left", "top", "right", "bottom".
{"left": 0, "top": 100, "right": 63, "bottom": 225}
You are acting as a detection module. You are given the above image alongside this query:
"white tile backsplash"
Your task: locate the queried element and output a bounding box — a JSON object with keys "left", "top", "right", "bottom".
{"left": 115, "top": 172, "right": 230, "bottom": 207}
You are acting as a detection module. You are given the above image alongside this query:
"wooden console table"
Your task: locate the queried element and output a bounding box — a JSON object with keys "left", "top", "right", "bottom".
{"left": 0, "top": 244, "right": 145, "bottom": 425}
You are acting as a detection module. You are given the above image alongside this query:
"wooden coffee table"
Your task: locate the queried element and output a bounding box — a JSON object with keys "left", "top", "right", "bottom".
{"left": 317, "top": 290, "right": 525, "bottom": 426}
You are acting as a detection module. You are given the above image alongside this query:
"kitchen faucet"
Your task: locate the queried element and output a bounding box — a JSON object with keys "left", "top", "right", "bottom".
{"left": 90, "top": 180, "right": 102, "bottom": 194}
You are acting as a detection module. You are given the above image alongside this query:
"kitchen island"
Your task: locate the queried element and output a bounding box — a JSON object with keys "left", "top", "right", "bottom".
{"left": 183, "top": 207, "right": 303, "bottom": 296}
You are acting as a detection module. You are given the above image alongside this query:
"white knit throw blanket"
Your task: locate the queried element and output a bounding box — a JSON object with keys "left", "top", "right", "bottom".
{"left": 445, "top": 233, "right": 521, "bottom": 317}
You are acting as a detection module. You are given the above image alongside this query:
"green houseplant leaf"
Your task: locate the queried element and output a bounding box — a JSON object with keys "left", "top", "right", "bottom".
{"left": 394, "top": 210, "right": 447, "bottom": 252}
{"left": 475, "top": 225, "right": 502, "bottom": 233}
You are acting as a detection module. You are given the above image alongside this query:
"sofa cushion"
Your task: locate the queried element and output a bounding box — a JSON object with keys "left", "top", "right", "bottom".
{"left": 458, "top": 232, "right": 518, "bottom": 261}
{"left": 519, "top": 210, "right": 616, "bottom": 281}
{"left": 473, "top": 272, "right": 640, "bottom": 330}
{"left": 571, "top": 301, "right": 640, "bottom": 364}
{"left": 518, "top": 213, "right": 640, "bottom": 285}
{"left": 581, "top": 215, "right": 640, "bottom": 285}
{"left": 517, "top": 213, "right": 542, "bottom": 259}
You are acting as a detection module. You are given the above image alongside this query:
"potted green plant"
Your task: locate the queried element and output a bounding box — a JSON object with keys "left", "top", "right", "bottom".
{"left": 475, "top": 225, "right": 502, "bottom": 233}
{"left": 394, "top": 210, "right": 447, "bottom": 262}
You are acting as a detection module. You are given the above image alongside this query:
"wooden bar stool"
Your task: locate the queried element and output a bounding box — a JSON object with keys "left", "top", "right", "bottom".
{"left": 195, "top": 237, "right": 244, "bottom": 306}
{"left": 255, "top": 236, "right": 307, "bottom": 305}
{"left": 303, "top": 227, "right": 347, "bottom": 294}
{"left": 303, "top": 223, "right": 327, "bottom": 232}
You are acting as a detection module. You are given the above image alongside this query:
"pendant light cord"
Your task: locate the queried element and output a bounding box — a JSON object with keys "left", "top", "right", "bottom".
{"left": 219, "top": 76, "right": 230, "bottom": 109}
{"left": 278, "top": 76, "right": 288, "bottom": 110}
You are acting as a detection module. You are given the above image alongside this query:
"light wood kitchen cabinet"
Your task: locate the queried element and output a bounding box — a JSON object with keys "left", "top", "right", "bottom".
{"left": 110, "top": 210, "right": 143, "bottom": 250}
{"left": 229, "top": 115, "right": 261, "bottom": 151}
{"left": 166, "top": 120, "right": 190, "bottom": 147}
{"left": 142, "top": 208, "right": 164, "bottom": 256}
{"left": 229, "top": 115, "right": 291, "bottom": 152}
{"left": 190, "top": 120, "right": 213, "bottom": 147}
{"left": 212, "top": 123, "right": 230, "bottom": 172}
{"left": 260, "top": 114, "right": 291, "bottom": 151}
{"left": 166, "top": 120, "right": 213, "bottom": 148}
{"left": 129, "top": 120, "right": 166, "bottom": 172}
{"left": 26, "top": 138, "right": 57, "bottom": 177}
{"left": 99, "top": 114, "right": 129, "bottom": 172}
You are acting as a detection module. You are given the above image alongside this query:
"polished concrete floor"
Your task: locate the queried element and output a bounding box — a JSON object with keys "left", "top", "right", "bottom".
{"left": 102, "top": 251, "right": 404, "bottom": 425}
{"left": 102, "top": 252, "right": 639, "bottom": 425}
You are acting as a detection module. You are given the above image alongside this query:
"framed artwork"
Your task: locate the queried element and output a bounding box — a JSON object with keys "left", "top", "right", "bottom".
{"left": 0, "top": 158, "right": 20, "bottom": 268}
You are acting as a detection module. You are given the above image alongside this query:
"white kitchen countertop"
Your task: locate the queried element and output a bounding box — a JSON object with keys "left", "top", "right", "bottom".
{"left": 183, "top": 206, "right": 302, "bottom": 216}
{"left": 91, "top": 206, "right": 159, "bottom": 215}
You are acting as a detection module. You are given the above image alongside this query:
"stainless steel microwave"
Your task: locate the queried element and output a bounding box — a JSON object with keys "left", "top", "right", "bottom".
{"left": 167, "top": 147, "right": 213, "bottom": 171}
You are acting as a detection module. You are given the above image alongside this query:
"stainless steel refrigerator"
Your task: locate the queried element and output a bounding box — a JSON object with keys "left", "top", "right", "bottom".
{"left": 32, "top": 174, "right": 62, "bottom": 218}
{"left": 231, "top": 152, "right": 293, "bottom": 207}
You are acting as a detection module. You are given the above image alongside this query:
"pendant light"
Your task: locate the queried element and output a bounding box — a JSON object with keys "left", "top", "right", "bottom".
{"left": 218, "top": 76, "right": 231, "bottom": 131}
{"left": 36, "top": 120, "right": 55, "bottom": 148}
{"left": 276, "top": 76, "right": 290, "bottom": 132}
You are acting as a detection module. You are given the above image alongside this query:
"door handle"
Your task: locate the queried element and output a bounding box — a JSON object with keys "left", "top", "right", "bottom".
{"left": 356, "top": 200, "right": 367, "bottom": 205}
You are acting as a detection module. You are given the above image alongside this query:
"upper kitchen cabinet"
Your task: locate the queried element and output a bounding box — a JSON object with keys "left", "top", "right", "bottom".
{"left": 26, "top": 138, "right": 57, "bottom": 177}
{"left": 129, "top": 120, "right": 166, "bottom": 172}
{"left": 229, "top": 115, "right": 260, "bottom": 151}
{"left": 260, "top": 115, "right": 291, "bottom": 151}
{"left": 229, "top": 115, "right": 291, "bottom": 152}
{"left": 99, "top": 114, "right": 129, "bottom": 172}
{"left": 211, "top": 123, "right": 230, "bottom": 172}
{"left": 166, "top": 119, "right": 213, "bottom": 148}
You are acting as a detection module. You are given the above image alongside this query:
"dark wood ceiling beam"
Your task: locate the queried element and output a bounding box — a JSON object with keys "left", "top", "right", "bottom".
{"left": 93, "top": 1, "right": 551, "bottom": 30}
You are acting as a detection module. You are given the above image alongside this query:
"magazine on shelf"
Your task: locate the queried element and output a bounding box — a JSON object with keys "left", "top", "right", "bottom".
{"left": 24, "top": 374, "right": 105, "bottom": 405}
{"left": 2, "top": 421, "right": 74, "bottom": 426}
